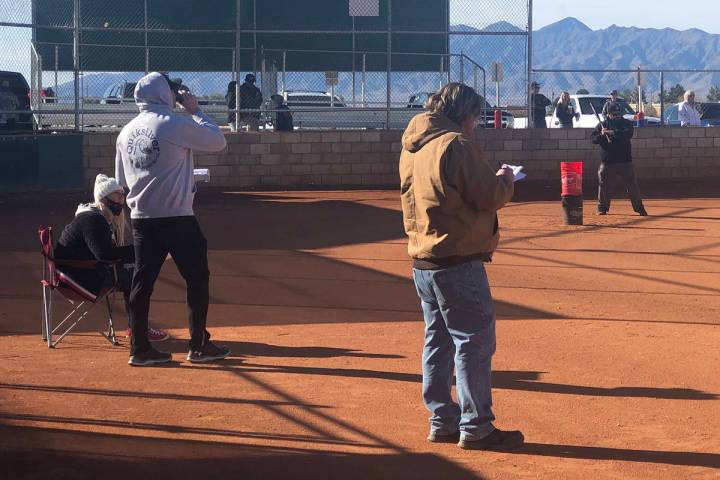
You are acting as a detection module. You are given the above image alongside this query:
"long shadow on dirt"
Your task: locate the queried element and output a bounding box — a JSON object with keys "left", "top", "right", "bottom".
{"left": 0, "top": 424, "right": 485, "bottom": 480}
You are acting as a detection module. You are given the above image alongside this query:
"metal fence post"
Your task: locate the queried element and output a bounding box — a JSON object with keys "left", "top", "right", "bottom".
{"left": 282, "top": 50, "right": 286, "bottom": 94}
{"left": 660, "top": 70, "right": 665, "bottom": 126}
{"left": 54, "top": 45, "right": 59, "bottom": 95}
{"left": 352, "top": 15, "right": 356, "bottom": 107}
{"left": 527, "top": 0, "right": 533, "bottom": 126}
{"left": 235, "top": 0, "right": 241, "bottom": 132}
{"left": 73, "top": 0, "right": 80, "bottom": 131}
{"left": 386, "top": 0, "right": 392, "bottom": 129}
{"left": 144, "top": 0, "right": 149, "bottom": 73}
{"left": 440, "top": 53, "right": 452, "bottom": 84}
{"left": 439, "top": 56, "right": 444, "bottom": 89}
{"left": 252, "top": 0, "right": 257, "bottom": 74}
{"left": 460, "top": 52, "right": 465, "bottom": 85}
{"left": 261, "top": 56, "right": 266, "bottom": 100}
{"left": 361, "top": 53, "right": 366, "bottom": 108}
{"left": 482, "top": 67, "right": 487, "bottom": 124}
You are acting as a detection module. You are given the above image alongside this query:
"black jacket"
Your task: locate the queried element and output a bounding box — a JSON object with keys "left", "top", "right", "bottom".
{"left": 239, "top": 82, "right": 263, "bottom": 109}
{"left": 555, "top": 102, "right": 577, "bottom": 127}
{"left": 274, "top": 105, "right": 294, "bottom": 132}
{"left": 530, "top": 93, "right": 551, "bottom": 128}
{"left": 591, "top": 117, "right": 634, "bottom": 164}
{"left": 54, "top": 206, "right": 134, "bottom": 293}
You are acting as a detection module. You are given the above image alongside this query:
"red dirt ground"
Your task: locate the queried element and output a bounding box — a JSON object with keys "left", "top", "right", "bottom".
{"left": 0, "top": 189, "right": 718, "bottom": 479}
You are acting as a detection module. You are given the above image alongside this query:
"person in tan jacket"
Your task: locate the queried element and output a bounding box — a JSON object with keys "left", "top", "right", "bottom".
{"left": 399, "top": 83, "right": 523, "bottom": 451}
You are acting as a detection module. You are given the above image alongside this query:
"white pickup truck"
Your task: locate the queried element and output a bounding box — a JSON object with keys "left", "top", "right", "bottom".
{"left": 547, "top": 94, "right": 660, "bottom": 128}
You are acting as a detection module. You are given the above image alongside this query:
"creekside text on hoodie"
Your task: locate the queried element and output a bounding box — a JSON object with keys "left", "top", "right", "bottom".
{"left": 115, "top": 72, "right": 227, "bottom": 219}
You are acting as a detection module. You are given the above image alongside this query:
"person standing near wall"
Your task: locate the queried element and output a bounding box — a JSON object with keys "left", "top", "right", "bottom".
{"left": 554, "top": 91, "right": 578, "bottom": 128}
{"left": 240, "top": 73, "right": 263, "bottom": 132}
{"left": 592, "top": 102, "right": 648, "bottom": 216}
{"left": 678, "top": 90, "right": 702, "bottom": 127}
{"left": 399, "top": 82, "right": 524, "bottom": 451}
{"left": 226, "top": 80, "right": 237, "bottom": 130}
{"left": 529, "top": 81, "right": 551, "bottom": 128}
{"left": 602, "top": 89, "right": 620, "bottom": 117}
{"left": 116, "top": 72, "right": 230, "bottom": 366}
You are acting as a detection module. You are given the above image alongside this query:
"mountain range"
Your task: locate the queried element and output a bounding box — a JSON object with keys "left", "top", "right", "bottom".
{"left": 55, "top": 17, "right": 720, "bottom": 104}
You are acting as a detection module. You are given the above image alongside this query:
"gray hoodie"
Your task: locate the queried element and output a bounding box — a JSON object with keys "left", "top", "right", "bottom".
{"left": 115, "top": 72, "right": 227, "bottom": 219}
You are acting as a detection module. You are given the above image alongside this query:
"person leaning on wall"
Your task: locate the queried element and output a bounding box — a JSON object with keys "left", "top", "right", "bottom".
{"left": 399, "top": 82, "right": 524, "bottom": 451}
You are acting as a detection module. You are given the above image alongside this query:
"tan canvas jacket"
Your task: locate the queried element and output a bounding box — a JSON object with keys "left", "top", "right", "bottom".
{"left": 399, "top": 112, "right": 514, "bottom": 261}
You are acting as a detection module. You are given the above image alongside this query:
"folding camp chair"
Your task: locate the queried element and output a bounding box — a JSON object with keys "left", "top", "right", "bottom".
{"left": 39, "top": 226, "right": 120, "bottom": 348}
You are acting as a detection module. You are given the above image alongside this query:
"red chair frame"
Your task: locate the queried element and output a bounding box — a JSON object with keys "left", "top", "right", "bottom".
{"left": 39, "top": 226, "right": 120, "bottom": 348}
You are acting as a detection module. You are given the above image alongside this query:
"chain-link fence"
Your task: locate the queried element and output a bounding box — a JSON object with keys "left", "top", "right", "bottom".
{"left": 0, "top": 0, "right": 531, "bottom": 131}
{"left": 532, "top": 68, "right": 720, "bottom": 127}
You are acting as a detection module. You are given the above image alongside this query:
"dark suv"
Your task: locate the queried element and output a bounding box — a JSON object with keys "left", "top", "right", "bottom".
{"left": 0, "top": 71, "right": 33, "bottom": 132}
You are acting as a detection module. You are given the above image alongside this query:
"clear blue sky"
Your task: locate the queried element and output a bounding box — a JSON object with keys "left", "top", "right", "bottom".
{"left": 534, "top": 0, "right": 720, "bottom": 34}
{"left": 451, "top": 0, "right": 720, "bottom": 34}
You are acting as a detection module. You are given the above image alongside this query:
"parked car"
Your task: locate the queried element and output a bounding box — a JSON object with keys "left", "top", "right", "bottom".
{"left": 282, "top": 90, "right": 347, "bottom": 108}
{"left": 100, "top": 79, "right": 217, "bottom": 106}
{"left": 274, "top": 90, "right": 386, "bottom": 129}
{"left": 0, "top": 71, "right": 33, "bottom": 132}
{"left": 100, "top": 81, "right": 136, "bottom": 104}
{"left": 663, "top": 102, "right": 720, "bottom": 126}
{"left": 406, "top": 92, "right": 515, "bottom": 128}
{"left": 548, "top": 94, "right": 660, "bottom": 128}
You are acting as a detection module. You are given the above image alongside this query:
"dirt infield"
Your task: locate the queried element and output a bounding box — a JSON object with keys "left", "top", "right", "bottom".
{"left": 0, "top": 189, "right": 718, "bottom": 479}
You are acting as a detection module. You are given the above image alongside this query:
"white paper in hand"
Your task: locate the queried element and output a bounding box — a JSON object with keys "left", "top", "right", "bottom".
{"left": 501, "top": 164, "right": 526, "bottom": 182}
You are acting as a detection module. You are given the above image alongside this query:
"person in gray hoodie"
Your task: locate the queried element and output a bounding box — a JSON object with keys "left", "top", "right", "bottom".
{"left": 116, "top": 71, "right": 229, "bottom": 366}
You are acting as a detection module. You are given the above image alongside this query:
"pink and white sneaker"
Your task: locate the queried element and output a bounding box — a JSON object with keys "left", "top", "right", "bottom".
{"left": 126, "top": 326, "right": 171, "bottom": 342}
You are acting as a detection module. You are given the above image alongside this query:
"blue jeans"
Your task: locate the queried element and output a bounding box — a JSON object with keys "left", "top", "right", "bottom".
{"left": 412, "top": 261, "right": 496, "bottom": 441}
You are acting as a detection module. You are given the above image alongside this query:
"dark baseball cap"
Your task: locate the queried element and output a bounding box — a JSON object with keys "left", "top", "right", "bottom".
{"left": 530, "top": 81, "right": 540, "bottom": 88}
{"left": 160, "top": 73, "right": 183, "bottom": 92}
{"left": 609, "top": 89, "right": 619, "bottom": 95}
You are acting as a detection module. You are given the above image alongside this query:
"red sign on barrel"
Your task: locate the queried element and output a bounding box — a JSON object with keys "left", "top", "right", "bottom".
{"left": 561, "top": 162, "right": 583, "bottom": 197}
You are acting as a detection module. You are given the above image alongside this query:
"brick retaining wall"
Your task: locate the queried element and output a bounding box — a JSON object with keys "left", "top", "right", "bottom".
{"left": 83, "top": 127, "right": 720, "bottom": 189}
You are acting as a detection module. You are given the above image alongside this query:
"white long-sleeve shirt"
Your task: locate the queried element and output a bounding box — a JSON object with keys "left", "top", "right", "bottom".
{"left": 678, "top": 101, "right": 702, "bottom": 127}
{"left": 115, "top": 72, "right": 227, "bottom": 219}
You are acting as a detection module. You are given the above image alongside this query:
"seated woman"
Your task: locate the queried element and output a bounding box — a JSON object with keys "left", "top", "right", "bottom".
{"left": 54, "top": 174, "right": 170, "bottom": 342}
